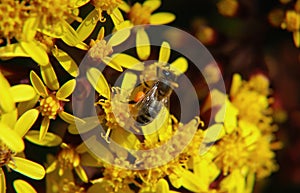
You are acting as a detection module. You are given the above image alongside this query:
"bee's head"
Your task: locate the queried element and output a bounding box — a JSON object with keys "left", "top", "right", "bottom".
{"left": 159, "top": 67, "right": 177, "bottom": 82}
{"left": 157, "top": 67, "right": 178, "bottom": 88}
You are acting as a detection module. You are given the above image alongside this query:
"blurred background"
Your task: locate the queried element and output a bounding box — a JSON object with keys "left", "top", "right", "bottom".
{"left": 159, "top": 0, "right": 300, "bottom": 192}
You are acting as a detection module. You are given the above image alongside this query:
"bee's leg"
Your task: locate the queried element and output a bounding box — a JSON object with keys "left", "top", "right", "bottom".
{"left": 101, "top": 128, "right": 111, "bottom": 143}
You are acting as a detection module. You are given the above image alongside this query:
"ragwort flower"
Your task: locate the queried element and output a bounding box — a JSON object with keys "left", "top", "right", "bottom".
{"left": 0, "top": 73, "right": 45, "bottom": 192}
{"left": 46, "top": 143, "right": 89, "bottom": 183}
{"left": 29, "top": 70, "right": 83, "bottom": 140}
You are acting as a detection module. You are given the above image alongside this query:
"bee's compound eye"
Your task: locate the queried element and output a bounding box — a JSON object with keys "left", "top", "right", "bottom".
{"left": 162, "top": 69, "right": 170, "bottom": 77}
{"left": 134, "top": 91, "right": 145, "bottom": 102}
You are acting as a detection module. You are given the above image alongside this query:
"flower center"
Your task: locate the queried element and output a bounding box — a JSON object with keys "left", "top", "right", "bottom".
{"left": 91, "top": 0, "right": 122, "bottom": 14}
{"left": 0, "top": 0, "right": 29, "bottom": 42}
{"left": 58, "top": 147, "right": 80, "bottom": 171}
{"left": 128, "top": 3, "right": 152, "bottom": 25}
{"left": 88, "top": 40, "right": 113, "bottom": 63}
{"left": 39, "top": 94, "right": 61, "bottom": 119}
{"left": 0, "top": 142, "right": 13, "bottom": 167}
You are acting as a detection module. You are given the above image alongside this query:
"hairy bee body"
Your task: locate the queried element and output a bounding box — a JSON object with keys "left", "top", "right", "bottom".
{"left": 132, "top": 69, "right": 177, "bottom": 126}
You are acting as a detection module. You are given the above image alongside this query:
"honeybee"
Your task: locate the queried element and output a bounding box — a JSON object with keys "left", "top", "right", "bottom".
{"left": 131, "top": 67, "right": 178, "bottom": 126}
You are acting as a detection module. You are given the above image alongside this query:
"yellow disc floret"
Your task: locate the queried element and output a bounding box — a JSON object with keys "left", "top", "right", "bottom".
{"left": 39, "top": 94, "right": 61, "bottom": 119}
{"left": 128, "top": 3, "right": 152, "bottom": 25}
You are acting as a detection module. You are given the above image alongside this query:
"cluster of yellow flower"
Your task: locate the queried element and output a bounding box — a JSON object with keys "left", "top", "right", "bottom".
{"left": 268, "top": 0, "right": 300, "bottom": 47}
{"left": 0, "top": 0, "right": 282, "bottom": 193}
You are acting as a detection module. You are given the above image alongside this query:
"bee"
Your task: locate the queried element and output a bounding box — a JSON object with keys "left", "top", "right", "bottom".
{"left": 131, "top": 67, "right": 178, "bottom": 126}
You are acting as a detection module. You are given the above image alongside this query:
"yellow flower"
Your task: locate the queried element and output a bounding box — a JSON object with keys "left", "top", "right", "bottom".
{"left": 86, "top": 27, "right": 143, "bottom": 72}
{"left": 90, "top": 0, "right": 124, "bottom": 23}
{"left": 30, "top": 0, "right": 85, "bottom": 28}
{"left": 46, "top": 143, "right": 89, "bottom": 183}
{"left": 280, "top": 10, "right": 300, "bottom": 47}
{"left": 118, "top": 0, "right": 175, "bottom": 27}
{"left": 217, "top": 0, "right": 239, "bottom": 17}
{"left": 46, "top": 154, "right": 87, "bottom": 193}
{"left": 0, "top": 73, "right": 45, "bottom": 191}
{"left": 0, "top": 0, "right": 29, "bottom": 44}
{"left": 29, "top": 70, "right": 83, "bottom": 140}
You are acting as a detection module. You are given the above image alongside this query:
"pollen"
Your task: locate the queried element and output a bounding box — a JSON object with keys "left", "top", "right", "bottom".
{"left": 0, "top": 142, "right": 13, "bottom": 167}
{"left": 39, "top": 94, "right": 61, "bottom": 119}
{"left": 0, "top": 0, "right": 29, "bottom": 43}
{"left": 128, "top": 3, "right": 152, "bottom": 25}
{"left": 88, "top": 40, "right": 113, "bottom": 63}
{"left": 31, "top": 0, "right": 82, "bottom": 27}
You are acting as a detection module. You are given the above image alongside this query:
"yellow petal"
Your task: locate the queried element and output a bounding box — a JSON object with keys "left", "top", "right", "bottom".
{"left": 70, "top": 0, "right": 90, "bottom": 8}
{"left": 111, "top": 8, "right": 124, "bottom": 26}
{"left": 170, "top": 57, "right": 188, "bottom": 75}
{"left": 230, "top": 73, "right": 242, "bottom": 97}
{"left": 1, "top": 109, "right": 18, "bottom": 128}
{"left": 168, "top": 173, "right": 182, "bottom": 189}
{"left": 39, "top": 117, "right": 50, "bottom": 141}
{"left": 80, "top": 152, "right": 101, "bottom": 167}
{"left": 115, "top": 20, "right": 133, "bottom": 31}
{"left": 20, "top": 41, "right": 49, "bottom": 66}
{"left": 0, "top": 122, "right": 24, "bottom": 153}
{"left": 14, "top": 109, "right": 39, "bottom": 138}
{"left": 118, "top": 1, "right": 131, "bottom": 13}
{"left": 0, "top": 72, "right": 15, "bottom": 112}
{"left": 86, "top": 67, "right": 110, "bottom": 99}
{"left": 0, "top": 169, "right": 6, "bottom": 193}
{"left": 23, "top": 17, "right": 39, "bottom": 41}
{"left": 76, "top": 9, "right": 98, "bottom": 42}
{"left": 10, "top": 85, "right": 36, "bottom": 103}
{"left": 26, "top": 130, "right": 62, "bottom": 147}
{"left": 181, "top": 168, "right": 208, "bottom": 192}
{"left": 102, "top": 56, "right": 123, "bottom": 72}
{"left": 25, "top": 130, "right": 62, "bottom": 147}
{"left": 158, "top": 41, "right": 171, "bottom": 64}
{"left": 17, "top": 94, "right": 39, "bottom": 116}
{"left": 150, "top": 13, "right": 176, "bottom": 25}
{"left": 61, "top": 21, "right": 81, "bottom": 46}
{"left": 56, "top": 79, "right": 76, "bottom": 101}
{"left": 13, "top": 179, "right": 37, "bottom": 193}
{"left": 37, "top": 22, "right": 64, "bottom": 38}
{"left": 193, "top": 156, "right": 220, "bottom": 183}
{"left": 68, "top": 116, "right": 100, "bottom": 134}
{"left": 30, "top": 71, "right": 47, "bottom": 97}
{"left": 293, "top": 31, "right": 300, "bottom": 48}
{"left": 108, "top": 28, "right": 131, "bottom": 47}
{"left": 9, "top": 157, "right": 45, "bottom": 180}
{"left": 156, "top": 179, "right": 169, "bottom": 193}
{"left": 75, "top": 166, "right": 88, "bottom": 183}
{"left": 111, "top": 126, "right": 140, "bottom": 150}
{"left": 121, "top": 71, "right": 138, "bottom": 92}
{"left": 40, "top": 64, "right": 60, "bottom": 91}
{"left": 0, "top": 43, "right": 29, "bottom": 58}
{"left": 136, "top": 28, "right": 151, "bottom": 60}
{"left": 203, "top": 124, "right": 225, "bottom": 143}
{"left": 143, "top": 0, "right": 161, "bottom": 11}
{"left": 97, "top": 27, "right": 105, "bottom": 41}
{"left": 58, "top": 111, "right": 84, "bottom": 124}
{"left": 46, "top": 160, "right": 57, "bottom": 173}
{"left": 52, "top": 49, "right": 79, "bottom": 77}
{"left": 75, "top": 41, "right": 89, "bottom": 50}
{"left": 110, "top": 53, "right": 144, "bottom": 71}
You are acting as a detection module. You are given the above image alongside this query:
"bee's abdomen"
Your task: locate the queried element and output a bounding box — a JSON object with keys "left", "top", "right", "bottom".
{"left": 135, "top": 100, "right": 162, "bottom": 125}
